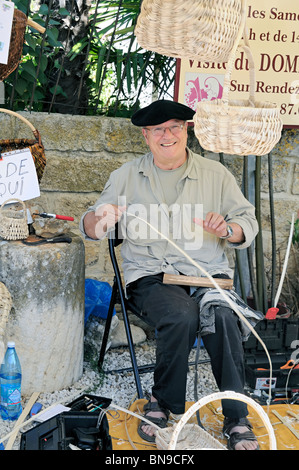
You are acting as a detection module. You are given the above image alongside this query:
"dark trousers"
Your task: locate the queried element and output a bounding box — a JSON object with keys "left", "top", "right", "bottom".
{"left": 127, "top": 273, "right": 248, "bottom": 418}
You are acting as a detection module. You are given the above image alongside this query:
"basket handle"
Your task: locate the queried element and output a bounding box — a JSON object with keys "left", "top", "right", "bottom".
{"left": 222, "top": 39, "right": 256, "bottom": 107}
{"left": 0, "top": 198, "right": 27, "bottom": 214}
{"left": 222, "top": 0, "right": 256, "bottom": 106}
{"left": 0, "top": 108, "right": 42, "bottom": 145}
{"left": 168, "top": 391, "right": 277, "bottom": 450}
{"left": 0, "top": 108, "right": 36, "bottom": 133}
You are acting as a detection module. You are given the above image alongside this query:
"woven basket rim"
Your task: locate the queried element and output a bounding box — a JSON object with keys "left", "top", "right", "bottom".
{"left": 163, "top": 391, "right": 276, "bottom": 450}
{"left": 0, "top": 198, "right": 27, "bottom": 211}
{"left": 0, "top": 108, "right": 37, "bottom": 133}
{"left": 197, "top": 99, "right": 280, "bottom": 111}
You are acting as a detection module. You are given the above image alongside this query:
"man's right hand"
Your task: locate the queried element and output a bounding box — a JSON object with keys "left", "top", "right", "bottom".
{"left": 83, "top": 204, "right": 126, "bottom": 239}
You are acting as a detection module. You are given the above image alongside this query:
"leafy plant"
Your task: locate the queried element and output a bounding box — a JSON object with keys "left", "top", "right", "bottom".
{"left": 293, "top": 216, "right": 299, "bottom": 246}
{"left": 4, "top": 0, "right": 176, "bottom": 115}
{"left": 4, "top": 0, "right": 66, "bottom": 111}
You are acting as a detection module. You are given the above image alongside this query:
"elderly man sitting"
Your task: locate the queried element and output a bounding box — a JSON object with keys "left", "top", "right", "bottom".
{"left": 80, "top": 100, "right": 261, "bottom": 450}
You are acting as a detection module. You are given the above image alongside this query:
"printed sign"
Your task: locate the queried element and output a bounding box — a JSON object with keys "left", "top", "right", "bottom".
{"left": 0, "top": 0, "right": 14, "bottom": 65}
{"left": 0, "top": 148, "right": 40, "bottom": 204}
{"left": 175, "top": 0, "right": 299, "bottom": 128}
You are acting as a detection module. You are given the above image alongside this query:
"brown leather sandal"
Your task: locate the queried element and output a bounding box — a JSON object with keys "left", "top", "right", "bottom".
{"left": 137, "top": 400, "right": 170, "bottom": 443}
{"left": 223, "top": 417, "right": 260, "bottom": 450}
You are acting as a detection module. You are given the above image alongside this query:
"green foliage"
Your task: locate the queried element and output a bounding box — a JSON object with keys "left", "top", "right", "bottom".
{"left": 293, "top": 217, "right": 299, "bottom": 246}
{"left": 4, "top": 0, "right": 176, "bottom": 115}
{"left": 4, "top": 0, "right": 66, "bottom": 111}
{"left": 79, "top": 0, "right": 175, "bottom": 114}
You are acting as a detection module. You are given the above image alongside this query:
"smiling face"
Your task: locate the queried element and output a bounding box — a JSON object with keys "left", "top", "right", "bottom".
{"left": 142, "top": 119, "right": 188, "bottom": 170}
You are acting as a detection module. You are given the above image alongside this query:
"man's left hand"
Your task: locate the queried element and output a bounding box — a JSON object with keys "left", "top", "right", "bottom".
{"left": 194, "top": 212, "right": 245, "bottom": 243}
{"left": 194, "top": 211, "right": 228, "bottom": 238}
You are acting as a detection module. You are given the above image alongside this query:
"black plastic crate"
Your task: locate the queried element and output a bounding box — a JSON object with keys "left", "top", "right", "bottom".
{"left": 243, "top": 316, "right": 299, "bottom": 393}
{"left": 244, "top": 352, "right": 299, "bottom": 391}
{"left": 244, "top": 317, "right": 299, "bottom": 352}
{"left": 20, "top": 395, "right": 112, "bottom": 450}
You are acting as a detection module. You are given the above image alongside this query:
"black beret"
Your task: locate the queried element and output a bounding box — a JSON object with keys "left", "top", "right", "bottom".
{"left": 131, "top": 99, "right": 195, "bottom": 126}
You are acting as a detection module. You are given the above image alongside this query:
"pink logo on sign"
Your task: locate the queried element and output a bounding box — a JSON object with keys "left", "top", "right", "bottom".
{"left": 185, "top": 76, "right": 223, "bottom": 110}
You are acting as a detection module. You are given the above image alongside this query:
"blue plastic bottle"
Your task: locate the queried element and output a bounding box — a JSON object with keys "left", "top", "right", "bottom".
{"left": 0, "top": 342, "right": 22, "bottom": 421}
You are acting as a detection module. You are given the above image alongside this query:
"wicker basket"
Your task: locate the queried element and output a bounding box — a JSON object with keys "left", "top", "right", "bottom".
{"left": 0, "top": 198, "right": 29, "bottom": 241}
{"left": 0, "top": 108, "right": 46, "bottom": 182}
{"left": 194, "top": 29, "right": 283, "bottom": 156}
{"left": 134, "top": 0, "right": 245, "bottom": 62}
{"left": 156, "top": 391, "right": 277, "bottom": 450}
{"left": 0, "top": 9, "right": 27, "bottom": 81}
{"left": 156, "top": 423, "right": 226, "bottom": 450}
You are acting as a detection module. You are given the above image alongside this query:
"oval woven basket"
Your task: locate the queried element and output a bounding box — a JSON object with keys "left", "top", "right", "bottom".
{"left": 156, "top": 391, "right": 277, "bottom": 450}
{"left": 135, "top": 0, "right": 245, "bottom": 62}
{"left": 0, "top": 198, "right": 29, "bottom": 241}
{"left": 0, "top": 108, "right": 46, "bottom": 182}
{"left": 0, "top": 9, "right": 27, "bottom": 81}
{"left": 194, "top": 28, "right": 283, "bottom": 156}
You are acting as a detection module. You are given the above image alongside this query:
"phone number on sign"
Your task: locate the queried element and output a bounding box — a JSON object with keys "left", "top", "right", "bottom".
{"left": 280, "top": 103, "right": 299, "bottom": 115}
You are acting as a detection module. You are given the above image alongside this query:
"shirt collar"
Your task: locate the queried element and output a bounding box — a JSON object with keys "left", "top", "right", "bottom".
{"left": 138, "top": 147, "right": 198, "bottom": 180}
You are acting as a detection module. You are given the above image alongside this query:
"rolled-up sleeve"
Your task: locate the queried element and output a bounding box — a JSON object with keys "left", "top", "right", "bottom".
{"left": 79, "top": 179, "right": 116, "bottom": 240}
{"left": 221, "top": 169, "right": 258, "bottom": 249}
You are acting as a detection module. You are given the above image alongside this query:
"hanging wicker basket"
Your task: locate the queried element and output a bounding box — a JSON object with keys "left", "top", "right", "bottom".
{"left": 134, "top": 0, "right": 245, "bottom": 62}
{"left": 0, "top": 9, "right": 27, "bottom": 82}
{"left": 193, "top": 29, "right": 283, "bottom": 156}
{"left": 0, "top": 108, "right": 46, "bottom": 182}
{"left": 0, "top": 198, "right": 29, "bottom": 241}
{"left": 155, "top": 391, "right": 277, "bottom": 450}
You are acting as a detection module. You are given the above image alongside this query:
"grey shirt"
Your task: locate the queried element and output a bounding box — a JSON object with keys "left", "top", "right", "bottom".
{"left": 80, "top": 148, "right": 258, "bottom": 286}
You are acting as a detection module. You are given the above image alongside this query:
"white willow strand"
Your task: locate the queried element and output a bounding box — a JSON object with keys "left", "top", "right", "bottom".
{"left": 132, "top": 214, "right": 273, "bottom": 409}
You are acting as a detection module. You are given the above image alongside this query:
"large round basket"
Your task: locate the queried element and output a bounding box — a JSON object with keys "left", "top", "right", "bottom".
{"left": 134, "top": 0, "right": 245, "bottom": 62}
{"left": 155, "top": 391, "right": 277, "bottom": 450}
{"left": 194, "top": 29, "right": 283, "bottom": 156}
{"left": 0, "top": 198, "right": 29, "bottom": 241}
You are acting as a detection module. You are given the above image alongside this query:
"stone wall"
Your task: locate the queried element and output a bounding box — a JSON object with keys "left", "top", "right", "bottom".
{"left": 0, "top": 111, "right": 298, "bottom": 308}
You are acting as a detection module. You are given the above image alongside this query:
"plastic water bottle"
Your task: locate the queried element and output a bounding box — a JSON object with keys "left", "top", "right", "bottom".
{"left": 0, "top": 342, "right": 22, "bottom": 420}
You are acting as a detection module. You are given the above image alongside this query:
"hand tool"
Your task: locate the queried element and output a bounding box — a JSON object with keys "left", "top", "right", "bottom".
{"left": 22, "top": 235, "right": 72, "bottom": 245}
{"left": 34, "top": 212, "right": 74, "bottom": 221}
{"left": 280, "top": 359, "right": 299, "bottom": 370}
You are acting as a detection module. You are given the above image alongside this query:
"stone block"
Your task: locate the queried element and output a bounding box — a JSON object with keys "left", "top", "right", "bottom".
{"left": 0, "top": 234, "right": 85, "bottom": 396}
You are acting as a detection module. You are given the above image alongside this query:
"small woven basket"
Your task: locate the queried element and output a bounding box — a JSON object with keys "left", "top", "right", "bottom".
{"left": 135, "top": 0, "right": 245, "bottom": 62}
{"left": 156, "top": 391, "right": 277, "bottom": 450}
{"left": 0, "top": 198, "right": 29, "bottom": 241}
{"left": 193, "top": 28, "right": 283, "bottom": 156}
{"left": 0, "top": 9, "right": 27, "bottom": 81}
{"left": 0, "top": 108, "right": 46, "bottom": 182}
